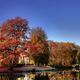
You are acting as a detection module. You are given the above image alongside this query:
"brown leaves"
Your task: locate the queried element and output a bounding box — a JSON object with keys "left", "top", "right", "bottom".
{"left": 48, "top": 41, "right": 77, "bottom": 66}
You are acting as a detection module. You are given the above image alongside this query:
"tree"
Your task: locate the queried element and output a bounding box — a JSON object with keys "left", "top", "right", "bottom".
{"left": 29, "top": 27, "right": 49, "bottom": 66}
{"left": 48, "top": 41, "right": 77, "bottom": 66}
{"left": 0, "top": 17, "right": 28, "bottom": 68}
{"left": 76, "top": 48, "right": 80, "bottom": 64}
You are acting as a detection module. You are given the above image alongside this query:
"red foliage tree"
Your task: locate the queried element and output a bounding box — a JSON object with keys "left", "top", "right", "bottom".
{"left": 0, "top": 17, "right": 28, "bottom": 67}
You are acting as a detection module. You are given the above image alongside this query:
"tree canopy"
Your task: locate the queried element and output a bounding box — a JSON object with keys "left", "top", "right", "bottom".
{"left": 0, "top": 17, "right": 79, "bottom": 68}
{"left": 0, "top": 17, "right": 28, "bottom": 67}
{"left": 29, "top": 27, "right": 49, "bottom": 66}
{"left": 76, "top": 48, "right": 80, "bottom": 64}
{"left": 48, "top": 41, "right": 77, "bottom": 66}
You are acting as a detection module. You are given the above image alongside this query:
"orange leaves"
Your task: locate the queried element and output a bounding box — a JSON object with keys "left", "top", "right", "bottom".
{"left": 9, "top": 54, "right": 15, "bottom": 59}
{"left": 48, "top": 41, "right": 77, "bottom": 66}
{"left": 0, "top": 38, "right": 19, "bottom": 51}
{"left": 0, "top": 17, "right": 28, "bottom": 66}
{"left": 2, "top": 17, "right": 27, "bottom": 28}
{"left": 49, "top": 41, "right": 57, "bottom": 48}
{"left": 1, "top": 17, "right": 28, "bottom": 38}
{"left": 9, "top": 39, "right": 19, "bottom": 45}
{"left": 25, "top": 42, "right": 38, "bottom": 55}
{"left": 0, "top": 55, "right": 3, "bottom": 59}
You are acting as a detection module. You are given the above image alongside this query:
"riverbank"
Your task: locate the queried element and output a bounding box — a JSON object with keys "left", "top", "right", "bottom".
{"left": 0, "top": 65, "right": 55, "bottom": 73}
{"left": 0, "top": 64, "right": 80, "bottom": 73}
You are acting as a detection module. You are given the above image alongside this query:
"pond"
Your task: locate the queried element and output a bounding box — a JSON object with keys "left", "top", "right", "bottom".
{"left": 0, "top": 70, "right": 79, "bottom": 80}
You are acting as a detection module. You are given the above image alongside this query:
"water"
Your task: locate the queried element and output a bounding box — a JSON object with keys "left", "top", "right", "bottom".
{"left": 0, "top": 70, "right": 79, "bottom": 80}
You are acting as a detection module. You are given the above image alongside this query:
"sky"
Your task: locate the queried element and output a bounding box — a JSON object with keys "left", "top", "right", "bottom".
{"left": 0, "top": 0, "right": 80, "bottom": 45}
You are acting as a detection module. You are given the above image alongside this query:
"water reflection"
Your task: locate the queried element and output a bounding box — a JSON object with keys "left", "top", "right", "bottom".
{"left": 0, "top": 73, "right": 24, "bottom": 80}
{"left": 0, "top": 70, "right": 79, "bottom": 80}
{"left": 34, "top": 73, "right": 49, "bottom": 80}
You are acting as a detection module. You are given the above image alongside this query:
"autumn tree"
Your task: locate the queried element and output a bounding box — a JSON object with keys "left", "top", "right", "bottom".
{"left": 48, "top": 41, "right": 77, "bottom": 66}
{"left": 29, "top": 27, "right": 49, "bottom": 66}
{"left": 76, "top": 48, "right": 80, "bottom": 64}
{"left": 0, "top": 17, "right": 28, "bottom": 68}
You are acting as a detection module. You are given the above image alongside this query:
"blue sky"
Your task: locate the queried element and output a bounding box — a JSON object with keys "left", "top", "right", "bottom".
{"left": 0, "top": 0, "right": 80, "bottom": 45}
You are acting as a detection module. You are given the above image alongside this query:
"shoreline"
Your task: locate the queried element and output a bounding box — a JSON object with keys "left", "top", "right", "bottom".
{"left": 0, "top": 65, "right": 55, "bottom": 73}
{"left": 0, "top": 65, "right": 80, "bottom": 73}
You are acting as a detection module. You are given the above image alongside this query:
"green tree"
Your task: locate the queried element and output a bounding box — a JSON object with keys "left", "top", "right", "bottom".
{"left": 76, "top": 48, "right": 80, "bottom": 64}
{"left": 30, "top": 27, "right": 49, "bottom": 66}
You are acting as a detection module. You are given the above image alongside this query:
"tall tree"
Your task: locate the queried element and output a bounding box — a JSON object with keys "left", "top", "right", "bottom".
{"left": 76, "top": 48, "right": 80, "bottom": 64}
{"left": 0, "top": 17, "right": 28, "bottom": 68}
{"left": 29, "top": 27, "right": 49, "bottom": 66}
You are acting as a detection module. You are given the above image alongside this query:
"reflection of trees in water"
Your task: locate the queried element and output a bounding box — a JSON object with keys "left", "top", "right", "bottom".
{"left": 49, "top": 71, "right": 78, "bottom": 80}
{"left": 34, "top": 73, "right": 49, "bottom": 80}
{"left": 32, "top": 71, "right": 79, "bottom": 80}
{"left": 0, "top": 75, "right": 15, "bottom": 80}
{"left": 0, "top": 73, "right": 24, "bottom": 80}
{"left": 0, "top": 71, "right": 79, "bottom": 80}
{"left": 77, "top": 72, "right": 80, "bottom": 80}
